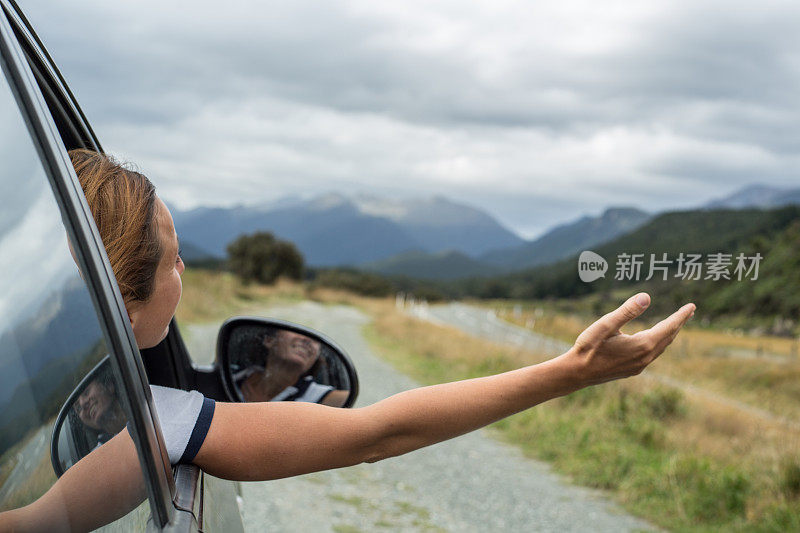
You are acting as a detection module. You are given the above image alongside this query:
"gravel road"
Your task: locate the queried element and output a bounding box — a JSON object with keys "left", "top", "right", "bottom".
{"left": 182, "top": 301, "right": 655, "bottom": 532}
{"left": 406, "top": 301, "right": 572, "bottom": 356}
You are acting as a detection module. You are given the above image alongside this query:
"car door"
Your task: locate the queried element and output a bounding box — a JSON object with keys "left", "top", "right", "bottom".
{"left": 0, "top": 2, "right": 243, "bottom": 531}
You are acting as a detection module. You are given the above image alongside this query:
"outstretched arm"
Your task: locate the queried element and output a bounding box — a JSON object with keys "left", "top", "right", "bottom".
{"left": 195, "top": 293, "right": 694, "bottom": 481}
{"left": 0, "top": 293, "right": 693, "bottom": 531}
{"left": 0, "top": 429, "right": 145, "bottom": 532}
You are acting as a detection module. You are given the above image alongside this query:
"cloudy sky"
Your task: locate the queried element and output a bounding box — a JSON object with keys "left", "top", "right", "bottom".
{"left": 22, "top": 0, "right": 800, "bottom": 238}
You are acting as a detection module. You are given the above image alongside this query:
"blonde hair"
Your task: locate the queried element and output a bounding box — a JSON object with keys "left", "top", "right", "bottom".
{"left": 69, "top": 149, "right": 162, "bottom": 306}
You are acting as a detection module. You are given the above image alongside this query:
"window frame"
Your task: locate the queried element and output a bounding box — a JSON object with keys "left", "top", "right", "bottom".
{"left": 1, "top": 1, "right": 210, "bottom": 400}
{"left": 0, "top": 4, "right": 175, "bottom": 528}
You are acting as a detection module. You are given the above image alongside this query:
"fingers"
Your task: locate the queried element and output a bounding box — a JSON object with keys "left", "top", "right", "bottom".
{"left": 645, "top": 303, "right": 695, "bottom": 345}
{"left": 636, "top": 304, "right": 695, "bottom": 365}
{"left": 577, "top": 292, "right": 651, "bottom": 344}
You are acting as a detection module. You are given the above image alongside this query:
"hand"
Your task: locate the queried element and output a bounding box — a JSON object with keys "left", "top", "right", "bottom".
{"left": 567, "top": 293, "right": 695, "bottom": 386}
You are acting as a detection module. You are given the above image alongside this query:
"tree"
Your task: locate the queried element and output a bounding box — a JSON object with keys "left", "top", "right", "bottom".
{"left": 227, "top": 231, "right": 304, "bottom": 284}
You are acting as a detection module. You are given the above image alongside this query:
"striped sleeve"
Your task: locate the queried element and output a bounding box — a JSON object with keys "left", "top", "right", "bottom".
{"left": 149, "top": 385, "right": 216, "bottom": 464}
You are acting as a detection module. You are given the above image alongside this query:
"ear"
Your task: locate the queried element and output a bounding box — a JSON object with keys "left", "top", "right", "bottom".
{"left": 126, "top": 304, "right": 143, "bottom": 342}
{"left": 67, "top": 238, "right": 85, "bottom": 280}
{"left": 263, "top": 335, "right": 276, "bottom": 349}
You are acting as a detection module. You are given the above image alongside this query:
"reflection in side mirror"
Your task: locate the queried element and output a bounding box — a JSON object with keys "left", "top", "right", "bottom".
{"left": 217, "top": 317, "right": 359, "bottom": 408}
{"left": 50, "top": 356, "right": 127, "bottom": 477}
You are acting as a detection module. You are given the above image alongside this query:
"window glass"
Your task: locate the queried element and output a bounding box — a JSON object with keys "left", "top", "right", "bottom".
{"left": 0, "top": 60, "right": 149, "bottom": 528}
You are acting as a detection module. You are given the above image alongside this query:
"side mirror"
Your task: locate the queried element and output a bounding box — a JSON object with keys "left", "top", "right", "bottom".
{"left": 51, "top": 356, "right": 128, "bottom": 477}
{"left": 217, "top": 317, "right": 359, "bottom": 408}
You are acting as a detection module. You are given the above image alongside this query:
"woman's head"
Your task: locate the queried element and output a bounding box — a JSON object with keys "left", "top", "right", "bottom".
{"left": 69, "top": 149, "right": 184, "bottom": 348}
{"left": 75, "top": 377, "right": 124, "bottom": 434}
{"left": 265, "top": 329, "right": 322, "bottom": 375}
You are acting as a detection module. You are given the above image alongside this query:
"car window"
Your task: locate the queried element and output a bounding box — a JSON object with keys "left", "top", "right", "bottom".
{"left": 0, "top": 60, "right": 151, "bottom": 528}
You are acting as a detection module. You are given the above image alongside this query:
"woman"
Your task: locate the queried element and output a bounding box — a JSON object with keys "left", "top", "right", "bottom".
{"left": 0, "top": 150, "right": 695, "bottom": 531}
{"left": 72, "top": 365, "right": 127, "bottom": 447}
{"left": 233, "top": 327, "right": 349, "bottom": 406}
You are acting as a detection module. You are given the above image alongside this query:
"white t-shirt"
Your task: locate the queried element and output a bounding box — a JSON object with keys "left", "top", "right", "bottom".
{"left": 271, "top": 375, "right": 334, "bottom": 403}
{"left": 149, "top": 385, "right": 215, "bottom": 464}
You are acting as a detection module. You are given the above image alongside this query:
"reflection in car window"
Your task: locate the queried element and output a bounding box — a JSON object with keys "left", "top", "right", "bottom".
{"left": 52, "top": 356, "right": 128, "bottom": 474}
{"left": 0, "top": 66, "right": 149, "bottom": 526}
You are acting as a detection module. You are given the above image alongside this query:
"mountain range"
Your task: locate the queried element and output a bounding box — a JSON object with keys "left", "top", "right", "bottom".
{"left": 704, "top": 184, "right": 800, "bottom": 209}
{"left": 172, "top": 183, "right": 800, "bottom": 279}
{"left": 172, "top": 194, "right": 524, "bottom": 266}
{"left": 479, "top": 207, "right": 652, "bottom": 270}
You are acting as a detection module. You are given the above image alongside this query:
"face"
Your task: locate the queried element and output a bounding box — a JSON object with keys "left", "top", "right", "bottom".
{"left": 127, "top": 196, "right": 184, "bottom": 349}
{"left": 75, "top": 380, "right": 114, "bottom": 431}
{"left": 269, "top": 330, "right": 321, "bottom": 374}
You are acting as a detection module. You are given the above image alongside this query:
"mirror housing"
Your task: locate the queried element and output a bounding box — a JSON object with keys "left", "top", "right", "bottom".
{"left": 217, "top": 317, "right": 359, "bottom": 408}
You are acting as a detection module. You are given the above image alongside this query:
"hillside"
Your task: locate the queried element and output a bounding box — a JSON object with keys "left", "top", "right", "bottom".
{"left": 363, "top": 250, "right": 500, "bottom": 280}
{"left": 454, "top": 206, "right": 800, "bottom": 328}
{"left": 481, "top": 207, "right": 651, "bottom": 270}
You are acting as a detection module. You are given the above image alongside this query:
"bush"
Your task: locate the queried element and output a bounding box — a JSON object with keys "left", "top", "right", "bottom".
{"left": 406, "top": 285, "right": 448, "bottom": 303}
{"left": 642, "top": 387, "right": 687, "bottom": 420}
{"left": 780, "top": 458, "right": 800, "bottom": 500}
{"left": 227, "top": 232, "right": 304, "bottom": 285}
{"left": 311, "top": 268, "right": 395, "bottom": 297}
{"left": 671, "top": 456, "right": 750, "bottom": 521}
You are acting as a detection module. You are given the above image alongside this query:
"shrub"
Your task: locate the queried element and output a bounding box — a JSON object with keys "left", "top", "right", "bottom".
{"left": 311, "top": 268, "right": 395, "bottom": 297}
{"left": 227, "top": 231, "right": 304, "bottom": 285}
{"left": 642, "top": 387, "right": 687, "bottom": 420}
{"left": 671, "top": 456, "right": 750, "bottom": 522}
{"left": 780, "top": 458, "right": 800, "bottom": 500}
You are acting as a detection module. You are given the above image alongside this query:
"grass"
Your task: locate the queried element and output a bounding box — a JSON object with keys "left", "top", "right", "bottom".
{"left": 328, "top": 488, "right": 439, "bottom": 531}
{"left": 175, "top": 269, "right": 307, "bottom": 323}
{"left": 328, "top": 493, "right": 369, "bottom": 510}
{"left": 178, "top": 269, "right": 800, "bottom": 532}
{"left": 0, "top": 428, "right": 57, "bottom": 511}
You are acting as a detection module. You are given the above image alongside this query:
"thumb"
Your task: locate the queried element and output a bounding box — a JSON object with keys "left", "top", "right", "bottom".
{"left": 576, "top": 292, "right": 650, "bottom": 345}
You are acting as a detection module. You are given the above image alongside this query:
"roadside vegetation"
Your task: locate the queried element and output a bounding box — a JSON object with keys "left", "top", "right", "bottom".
{"left": 175, "top": 269, "right": 306, "bottom": 324}
{"left": 178, "top": 268, "right": 800, "bottom": 531}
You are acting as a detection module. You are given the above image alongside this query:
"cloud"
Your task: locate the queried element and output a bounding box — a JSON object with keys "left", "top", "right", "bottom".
{"left": 0, "top": 87, "right": 48, "bottom": 240}
{"left": 20, "top": 0, "right": 800, "bottom": 237}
